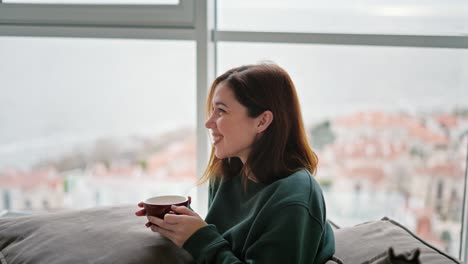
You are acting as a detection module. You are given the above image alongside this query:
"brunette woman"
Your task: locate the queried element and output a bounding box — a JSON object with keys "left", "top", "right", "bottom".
{"left": 136, "top": 63, "right": 335, "bottom": 263}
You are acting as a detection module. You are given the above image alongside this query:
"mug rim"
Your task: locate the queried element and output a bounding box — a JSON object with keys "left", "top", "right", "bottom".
{"left": 143, "top": 195, "right": 188, "bottom": 205}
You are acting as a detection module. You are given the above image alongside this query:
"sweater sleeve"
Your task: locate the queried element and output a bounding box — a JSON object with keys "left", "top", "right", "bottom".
{"left": 183, "top": 204, "right": 324, "bottom": 264}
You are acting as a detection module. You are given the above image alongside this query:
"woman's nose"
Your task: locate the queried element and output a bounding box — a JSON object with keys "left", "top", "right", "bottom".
{"left": 205, "top": 114, "right": 215, "bottom": 129}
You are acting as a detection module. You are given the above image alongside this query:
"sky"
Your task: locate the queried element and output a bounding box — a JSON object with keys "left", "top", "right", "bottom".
{"left": 0, "top": 3, "right": 467, "bottom": 169}
{"left": 219, "top": 0, "right": 468, "bottom": 35}
{"left": 0, "top": 37, "right": 196, "bottom": 168}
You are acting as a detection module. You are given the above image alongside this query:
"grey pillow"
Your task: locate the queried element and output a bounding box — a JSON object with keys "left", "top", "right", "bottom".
{"left": 331, "top": 217, "right": 462, "bottom": 264}
{"left": 364, "top": 247, "right": 421, "bottom": 264}
{"left": 0, "top": 205, "right": 193, "bottom": 264}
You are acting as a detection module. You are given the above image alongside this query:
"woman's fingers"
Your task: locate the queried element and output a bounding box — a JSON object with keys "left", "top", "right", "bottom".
{"left": 164, "top": 213, "right": 181, "bottom": 225}
{"left": 147, "top": 208, "right": 207, "bottom": 248}
{"left": 135, "top": 202, "right": 147, "bottom": 216}
{"left": 171, "top": 205, "right": 196, "bottom": 216}
{"left": 135, "top": 209, "right": 146, "bottom": 216}
{"left": 148, "top": 215, "right": 175, "bottom": 230}
{"left": 150, "top": 225, "right": 174, "bottom": 236}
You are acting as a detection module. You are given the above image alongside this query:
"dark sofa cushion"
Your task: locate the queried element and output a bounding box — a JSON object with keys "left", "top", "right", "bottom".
{"left": 331, "top": 217, "right": 462, "bottom": 264}
{"left": 0, "top": 205, "right": 193, "bottom": 264}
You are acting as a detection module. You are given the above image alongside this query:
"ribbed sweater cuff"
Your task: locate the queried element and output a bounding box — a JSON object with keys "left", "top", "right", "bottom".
{"left": 183, "top": 224, "right": 226, "bottom": 261}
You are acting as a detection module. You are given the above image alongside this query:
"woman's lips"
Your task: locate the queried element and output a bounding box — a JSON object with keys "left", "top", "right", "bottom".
{"left": 212, "top": 133, "right": 223, "bottom": 145}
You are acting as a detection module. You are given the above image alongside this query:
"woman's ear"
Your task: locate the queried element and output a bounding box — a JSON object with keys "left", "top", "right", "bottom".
{"left": 256, "top": 110, "right": 273, "bottom": 133}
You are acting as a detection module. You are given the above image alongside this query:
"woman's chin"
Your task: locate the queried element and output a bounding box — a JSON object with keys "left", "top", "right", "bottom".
{"left": 214, "top": 152, "right": 226, "bottom": 160}
{"left": 215, "top": 152, "right": 235, "bottom": 161}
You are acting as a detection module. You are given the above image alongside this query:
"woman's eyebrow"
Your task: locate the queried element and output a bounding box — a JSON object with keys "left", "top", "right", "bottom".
{"left": 214, "top": 101, "right": 228, "bottom": 108}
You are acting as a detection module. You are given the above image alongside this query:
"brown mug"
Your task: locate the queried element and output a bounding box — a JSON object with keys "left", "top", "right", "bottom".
{"left": 143, "top": 195, "right": 191, "bottom": 219}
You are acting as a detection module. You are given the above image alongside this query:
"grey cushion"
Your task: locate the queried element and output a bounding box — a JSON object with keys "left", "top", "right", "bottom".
{"left": 330, "top": 217, "right": 462, "bottom": 264}
{"left": 0, "top": 205, "right": 193, "bottom": 264}
{"left": 322, "top": 220, "right": 344, "bottom": 263}
{"left": 365, "top": 247, "right": 421, "bottom": 264}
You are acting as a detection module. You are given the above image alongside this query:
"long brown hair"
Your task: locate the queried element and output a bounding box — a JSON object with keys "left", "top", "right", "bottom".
{"left": 200, "top": 63, "right": 318, "bottom": 186}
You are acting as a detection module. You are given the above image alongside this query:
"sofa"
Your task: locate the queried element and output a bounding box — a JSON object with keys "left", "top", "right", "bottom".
{"left": 0, "top": 205, "right": 463, "bottom": 263}
{"left": 326, "top": 217, "right": 462, "bottom": 264}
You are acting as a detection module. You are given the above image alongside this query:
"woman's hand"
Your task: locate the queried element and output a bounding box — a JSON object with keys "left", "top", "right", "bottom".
{"left": 148, "top": 205, "right": 208, "bottom": 247}
{"left": 135, "top": 202, "right": 153, "bottom": 227}
{"left": 135, "top": 202, "right": 146, "bottom": 216}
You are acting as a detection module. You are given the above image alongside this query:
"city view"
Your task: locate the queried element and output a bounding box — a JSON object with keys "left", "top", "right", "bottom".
{"left": 1, "top": 33, "right": 467, "bottom": 258}
{"left": 0, "top": 107, "right": 466, "bottom": 256}
{"left": 1, "top": 1, "right": 467, "bottom": 262}
{"left": 315, "top": 109, "right": 467, "bottom": 256}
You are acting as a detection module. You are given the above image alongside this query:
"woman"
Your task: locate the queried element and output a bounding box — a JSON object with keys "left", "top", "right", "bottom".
{"left": 136, "top": 63, "right": 335, "bottom": 263}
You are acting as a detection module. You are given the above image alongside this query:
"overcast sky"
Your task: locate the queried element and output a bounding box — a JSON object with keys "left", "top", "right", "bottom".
{"left": 0, "top": 4, "right": 467, "bottom": 169}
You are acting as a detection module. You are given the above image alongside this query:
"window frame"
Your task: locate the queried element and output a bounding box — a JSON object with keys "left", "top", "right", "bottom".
{"left": 0, "top": 0, "right": 194, "bottom": 28}
{"left": 461, "top": 147, "right": 468, "bottom": 262}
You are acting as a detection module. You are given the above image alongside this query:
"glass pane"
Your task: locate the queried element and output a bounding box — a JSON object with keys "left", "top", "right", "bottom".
{"left": 218, "top": 0, "right": 468, "bottom": 35}
{"left": 3, "top": 0, "right": 178, "bottom": 4}
{"left": 218, "top": 42, "right": 468, "bottom": 256}
{"left": 0, "top": 37, "right": 197, "bottom": 212}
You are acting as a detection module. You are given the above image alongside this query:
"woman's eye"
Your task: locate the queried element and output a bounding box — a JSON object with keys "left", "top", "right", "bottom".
{"left": 217, "top": 108, "right": 225, "bottom": 114}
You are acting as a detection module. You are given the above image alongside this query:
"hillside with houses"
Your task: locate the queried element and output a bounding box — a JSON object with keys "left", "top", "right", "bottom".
{"left": 0, "top": 109, "right": 467, "bottom": 255}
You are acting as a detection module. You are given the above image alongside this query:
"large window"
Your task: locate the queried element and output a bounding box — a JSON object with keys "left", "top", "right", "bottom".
{"left": 0, "top": 0, "right": 467, "bottom": 261}
{"left": 0, "top": 37, "right": 198, "bottom": 211}
{"left": 217, "top": 35, "right": 467, "bottom": 258}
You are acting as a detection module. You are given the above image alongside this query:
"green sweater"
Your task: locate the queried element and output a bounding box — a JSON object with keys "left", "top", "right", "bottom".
{"left": 183, "top": 169, "right": 335, "bottom": 264}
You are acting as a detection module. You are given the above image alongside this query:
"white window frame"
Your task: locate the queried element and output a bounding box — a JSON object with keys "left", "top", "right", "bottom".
{"left": 0, "top": 0, "right": 193, "bottom": 28}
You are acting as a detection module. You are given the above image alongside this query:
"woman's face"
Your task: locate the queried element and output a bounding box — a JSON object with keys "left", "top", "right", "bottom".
{"left": 205, "top": 83, "right": 260, "bottom": 164}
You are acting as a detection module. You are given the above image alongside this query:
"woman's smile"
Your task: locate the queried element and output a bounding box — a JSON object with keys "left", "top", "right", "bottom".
{"left": 211, "top": 132, "right": 223, "bottom": 145}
